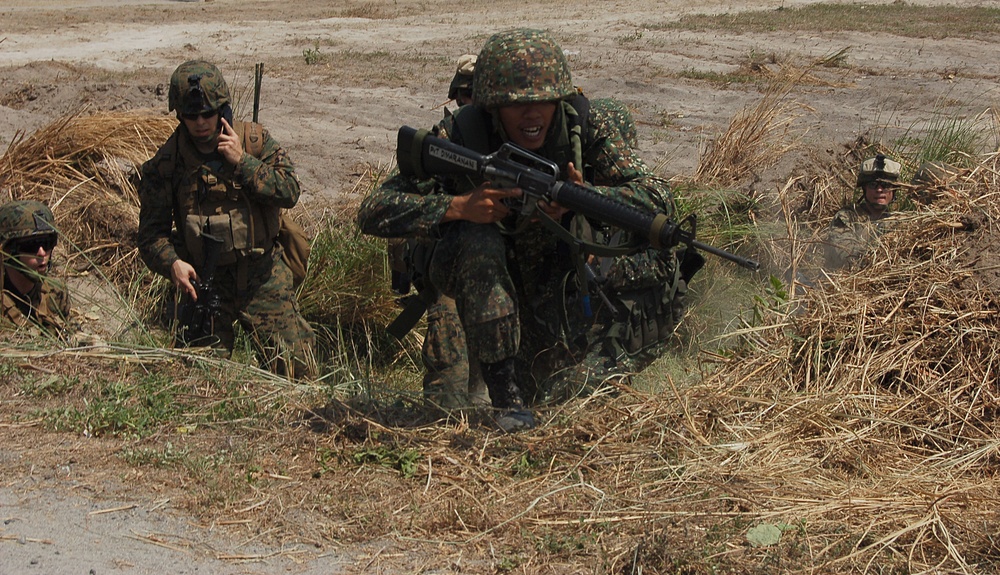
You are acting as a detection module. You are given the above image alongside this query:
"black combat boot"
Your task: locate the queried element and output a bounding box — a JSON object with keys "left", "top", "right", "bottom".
{"left": 481, "top": 357, "right": 536, "bottom": 433}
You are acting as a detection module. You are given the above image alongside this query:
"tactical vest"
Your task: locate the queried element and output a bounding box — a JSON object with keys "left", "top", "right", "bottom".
{"left": 159, "top": 122, "right": 280, "bottom": 270}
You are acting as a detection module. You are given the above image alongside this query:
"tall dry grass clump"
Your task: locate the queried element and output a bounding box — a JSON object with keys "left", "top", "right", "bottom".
{"left": 0, "top": 110, "right": 175, "bottom": 276}
{"left": 692, "top": 151, "right": 1000, "bottom": 571}
{"left": 693, "top": 75, "right": 805, "bottom": 188}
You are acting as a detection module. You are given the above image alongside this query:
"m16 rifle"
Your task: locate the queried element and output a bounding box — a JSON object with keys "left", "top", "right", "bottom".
{"left": 395, "top": 125, "right": 761, "bottom": 272}
{"left": 175, "top": 230, "right": 224, "bottom": 347}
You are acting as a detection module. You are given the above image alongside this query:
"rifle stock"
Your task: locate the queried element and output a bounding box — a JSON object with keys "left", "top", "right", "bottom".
{"left": 396, "top": 126, "right": 760, "bottom": 271}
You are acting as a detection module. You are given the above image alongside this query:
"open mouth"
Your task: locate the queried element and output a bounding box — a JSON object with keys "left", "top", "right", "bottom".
{"left": 522, "top": 126, "right": 543, "bottom": 138}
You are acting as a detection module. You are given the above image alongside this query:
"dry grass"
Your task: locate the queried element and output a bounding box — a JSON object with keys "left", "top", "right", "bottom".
{"left": 692, "top": 75, "right": 805, "bottom": 189}
{"left": 0, "top": 110, "right": 175, "bottom": 277}
{"left": 3, "top": 108, "right": 1000, "bottom": 572}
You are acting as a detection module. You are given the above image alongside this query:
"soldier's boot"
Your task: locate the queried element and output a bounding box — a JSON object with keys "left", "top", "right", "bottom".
{"left": 481, "top": 357, "right": 535, "bottom": 433}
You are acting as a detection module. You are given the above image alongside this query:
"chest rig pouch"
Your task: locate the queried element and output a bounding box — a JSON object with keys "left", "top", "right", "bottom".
{"left": 172, "top": 125, "right": 279, "bottom": 270}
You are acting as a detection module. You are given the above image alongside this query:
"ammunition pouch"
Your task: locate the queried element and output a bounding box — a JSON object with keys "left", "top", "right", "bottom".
{"left": 604, "top": 248, "right": 687, "bottom": 356}
{"left": 182, "top": 209, "right": 253, "bottom": 268}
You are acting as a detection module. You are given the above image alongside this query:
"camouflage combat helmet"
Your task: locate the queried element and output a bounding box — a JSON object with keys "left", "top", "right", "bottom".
{"left": 168, "top": 60, "right": 230, "bottom": 115}
{"left": 473, "top": 28, "right": 575, "bottom": 108}
{"left": 0, "top": 200, "right": 57, "bottom": 246}
{"left": 448, "top": 54, "right": 477, "bottom": 100}
{"left": 857, "top": 154, "right": 902, "bottom": 187}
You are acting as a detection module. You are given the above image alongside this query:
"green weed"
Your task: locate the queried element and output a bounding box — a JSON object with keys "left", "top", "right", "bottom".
{"left": 351, "top": 445, "right": 422, "bottom": 478}
{"left": 303, "top": 41, "right": 324, "bottom": 65}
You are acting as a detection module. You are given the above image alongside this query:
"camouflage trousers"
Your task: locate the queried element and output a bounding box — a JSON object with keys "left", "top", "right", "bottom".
{"left": 179, "top": 245, "right": 316, "bottom": 379}
{"left": 422, "top": 293, "right": 489, "bottom": 411}
{"left": 429, "top": 222, "right": 688, "bottom": 404}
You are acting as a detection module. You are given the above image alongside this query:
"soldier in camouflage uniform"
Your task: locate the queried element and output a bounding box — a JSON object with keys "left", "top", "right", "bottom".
{"left": 137, "top": 60, "right": 315, "bottom": 379}
{"left": 359, "top": 29, "right": 691, "bottom": 432}
{"left": 0, "top": 200, "right": 71, "bottom": 335}
{"left": 824, "top": 154, "right": 901, "bottom": 270}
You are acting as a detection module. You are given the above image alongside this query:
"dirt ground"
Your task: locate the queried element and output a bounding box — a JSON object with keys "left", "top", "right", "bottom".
{"left": 2, "top": 0, "right": 999, "bottom": 573}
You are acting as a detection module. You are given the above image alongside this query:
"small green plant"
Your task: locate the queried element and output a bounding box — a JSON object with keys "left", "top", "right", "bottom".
{"left": 19, "top": 374, "right": 79, "bottom": 397}
{"left": 120, "top": 442, "right": 191, "bottom": 467}
{"left": 303, "top": 41, "right": 324, "bottom": 65}
{"left": 351, "top": 445, "right": 421, "bottom": 478}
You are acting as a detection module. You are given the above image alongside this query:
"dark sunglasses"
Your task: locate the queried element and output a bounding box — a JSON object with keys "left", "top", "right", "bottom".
{"left": 10, "top": 235, "right": 57, "bottom": 254}
{"left": 180, "top": 109, "right": 219, "bottom": 121}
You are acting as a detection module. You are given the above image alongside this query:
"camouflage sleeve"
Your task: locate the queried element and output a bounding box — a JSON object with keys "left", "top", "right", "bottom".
{"left": 823, "top": 208, "right": 865, "bottom": 269}
{"left": 234, "top": 127, "right": 301, "bottom": 209}
{"left": 137, "top": 146, "right": 181, "bottom": 278}
{"left": 585, "top": 111, "right": 674, "bottom": 218}
{"left": 39, "top": 279, "right": 72, "bottom": 334}
{"left": 357, "top": 118, "right": 455, "bottom": 239}
{"left": 357, "top": 170, "right": 453, "bottom": 239}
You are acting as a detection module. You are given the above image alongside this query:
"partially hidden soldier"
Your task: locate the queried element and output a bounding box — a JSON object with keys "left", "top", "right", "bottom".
{"left": 447, "top": 54, "right": 477, "bottom": 108}
{"left": 137, "top": 60, "right": 316, "bottom": 379}
{"left": 0, "top": 200, "right": 72, "bottom": 336}
{"left": 824, "top": 154, "right": 901, "bottom": 270}
{"left": 359, "top": 29, "right": 696, "bottom": 432}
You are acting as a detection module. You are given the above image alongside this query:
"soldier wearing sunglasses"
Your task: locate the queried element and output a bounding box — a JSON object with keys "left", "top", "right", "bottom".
{"left": 0, "top": 200, "right": 71, "bottom": 334}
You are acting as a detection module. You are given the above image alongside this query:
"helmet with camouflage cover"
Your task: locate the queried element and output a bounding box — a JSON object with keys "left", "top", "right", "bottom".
{"left": 448, "top": 54, "right": 477, "bottom": 101}
{"left": 168, "top": 60, "right": 231, "bottom": 115}
{"left": 473, "top": 28, "right": 575, "bottom": 108}
{"left": 856, "top": 154, "right": 901, "bottom": 187}
{"left": 0, "top": 200, "right": 57, "bottom": 247}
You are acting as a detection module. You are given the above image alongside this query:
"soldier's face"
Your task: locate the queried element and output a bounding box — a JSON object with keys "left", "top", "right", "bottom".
{"left": 9, "top": 235, "right": 55, "bottom": 276}
{"left": 863, "top": 181, "right": 895, "bottom": 207}
{"left": 498, "top": 102, "right": 557, "bottom": 151}
{"left": 180, "top": 110, "right": 220, "bottom": 145}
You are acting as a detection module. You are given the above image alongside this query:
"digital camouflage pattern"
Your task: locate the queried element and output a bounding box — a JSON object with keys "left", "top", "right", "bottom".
{"left": 0, "top": 200, "right": 57, "bottom": 244}
{"left": 856, "top": 155, "right": 901, "bottom": 187}
{"left": 591, "top": 97, "right": 638, "bottom": 150}
{"left": 138, "top": 84, "right": 315, "bottom": 378}
{"left": 358, "top": 29, "right": 680, "bottom": 404}
{"left": 422, "top": 294, "right": 489, "bottom": 410}
{"left": 138, "top": 122, "right": 301, "bottom": 277}
{"left": 168, "top": 60, "right": 231, "bottom": 115}
{"left": 823, "top": 203, "right": 893, "bottom": 270}
{"left": 472, "top": 28, "right": 575, "bottom": 109}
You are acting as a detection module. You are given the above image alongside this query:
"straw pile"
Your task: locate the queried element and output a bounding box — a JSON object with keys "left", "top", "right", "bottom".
{"left": 0, "top": 110, "right": 176, "bottom": 276}
{"left": 688, "top": 152, "right": 1000, "bottom": 571}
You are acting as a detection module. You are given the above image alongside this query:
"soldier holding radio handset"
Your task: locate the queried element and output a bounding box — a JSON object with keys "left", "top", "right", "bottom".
{"left": 137, "top": 60, "right": 315, "bottom": 379}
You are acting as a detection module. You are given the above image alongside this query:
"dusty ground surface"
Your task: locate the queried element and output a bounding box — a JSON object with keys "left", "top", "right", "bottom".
{"left": 2, "top": 0, "right": 999, "bottom": 573}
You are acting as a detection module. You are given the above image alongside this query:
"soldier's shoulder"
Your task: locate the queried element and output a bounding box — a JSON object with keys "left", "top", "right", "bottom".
{"left": 142, "top": 131, "right": 181, "bottom": 173}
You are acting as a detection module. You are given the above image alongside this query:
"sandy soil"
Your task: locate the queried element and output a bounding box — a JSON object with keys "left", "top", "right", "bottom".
{"left": 2, "top": 0, "right": 999, "bottom": 573}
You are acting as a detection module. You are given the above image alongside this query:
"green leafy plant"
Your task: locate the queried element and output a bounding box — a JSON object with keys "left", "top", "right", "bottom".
{"left": 303, "top": 41, "right": 324, "bottom": 65}
{"left": 351, "top": 445, "right": 421, "bottom": 478}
